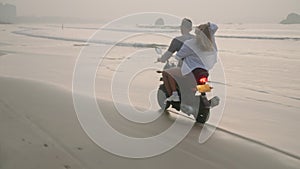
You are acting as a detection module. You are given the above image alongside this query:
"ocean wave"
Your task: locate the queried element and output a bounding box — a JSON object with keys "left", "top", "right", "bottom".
{"left": 61, "top": 26, "right": 300, "bottom": 41}
{"left": 216, "top": 35, "right": 300, "bottom": 41}
{"left": 17, "top": 25, "right": 300, "bottom": 44}
{"left": 12, "top": 29, "right": 168, "bottom": 48}
{"left": 48, "top": 25, "right": 177, "bottom": 33}
{"left": 101, "top": 27, "right": 177, "bottom": 33}
{"left": 51, "top": 25, "right": 300, "bottom": 41}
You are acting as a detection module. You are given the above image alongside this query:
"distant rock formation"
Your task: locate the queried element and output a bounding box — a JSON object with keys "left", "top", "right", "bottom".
{"left": 0, "top": 3, "right": 16, "bottom": 24}
{"left": 154, "top": 18, "right": 165, "bottom": 26}
{"left": 280, "top": 13, "right": 300, "bottom": 24}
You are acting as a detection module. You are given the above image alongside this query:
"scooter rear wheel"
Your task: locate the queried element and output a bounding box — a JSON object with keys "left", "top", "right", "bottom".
{"left": 196, "top": 108, "right": 210, "bottom": 124}
{"left": 196, "top": 96, "right": 210, "bottom": 123}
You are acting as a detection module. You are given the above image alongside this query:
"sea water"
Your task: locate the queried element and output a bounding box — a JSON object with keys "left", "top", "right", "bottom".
{"left": 1, "top": 23, "right": 300, "bottom": 156}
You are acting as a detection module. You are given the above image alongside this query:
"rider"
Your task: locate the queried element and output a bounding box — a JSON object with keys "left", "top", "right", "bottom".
{"left": 157, "top": 18, "right": 195, "bottom": 99}
{"left": 158, "top": 22, "right": 219, "bottom": 102}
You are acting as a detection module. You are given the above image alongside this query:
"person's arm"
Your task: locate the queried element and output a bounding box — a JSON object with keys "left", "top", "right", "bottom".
{"left": 158, "top": 51, "right": 172, "bottom": 63}
{"left": 208, "top": 22, "right": 218, "bottom": 35}
{"left": 208, "top": 22, "right": 218, "bottom": 50}
{"left": 175, "top": 43, "right": 192, "bottom": 60}
{"left": 158, "top": 38, "right": 182, "bottom": 63}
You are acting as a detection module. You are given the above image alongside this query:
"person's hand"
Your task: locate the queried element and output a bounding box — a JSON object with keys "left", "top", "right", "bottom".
{"left": 157, "top": 57, "right": 165, "bottom": 63}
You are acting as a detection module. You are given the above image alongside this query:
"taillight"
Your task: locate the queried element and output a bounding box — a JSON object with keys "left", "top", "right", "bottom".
{"left": 199, "top": 77, "right": 208, "bottom": 84}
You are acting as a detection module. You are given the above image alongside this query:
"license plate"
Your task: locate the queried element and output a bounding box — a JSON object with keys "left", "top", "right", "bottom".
{"left": 196, "top": 84, "right": 212, "bottom": 93}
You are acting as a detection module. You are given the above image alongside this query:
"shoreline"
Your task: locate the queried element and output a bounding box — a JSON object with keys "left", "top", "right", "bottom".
{"left": 0, "top": 53, "right": 5, "bottom": 56}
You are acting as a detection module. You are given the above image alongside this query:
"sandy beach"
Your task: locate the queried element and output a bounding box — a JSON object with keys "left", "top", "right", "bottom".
{"left": 1, "top": 76, "right": 299, "bottom": 169}
{"left": 1, "top": 23, "right": 300, "bottom": 168}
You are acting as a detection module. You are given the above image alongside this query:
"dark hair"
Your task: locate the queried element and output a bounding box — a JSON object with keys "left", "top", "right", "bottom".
{"left": 181, "top": 18, "right": 192, "bottom": 29}
{"left": 196, "top": 24, "right": 214, "bottom": 51}
{"left": 197, "top": 24, "right": 212, "bottom": 42}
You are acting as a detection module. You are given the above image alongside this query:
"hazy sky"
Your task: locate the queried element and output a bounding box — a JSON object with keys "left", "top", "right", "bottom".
{"left": 1, "top": 0, "right": 300, "bottom": 23}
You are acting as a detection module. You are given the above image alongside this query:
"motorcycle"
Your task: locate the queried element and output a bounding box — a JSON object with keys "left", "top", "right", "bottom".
{"left": 155, "top": 48, "right": 220, "bottom": 124}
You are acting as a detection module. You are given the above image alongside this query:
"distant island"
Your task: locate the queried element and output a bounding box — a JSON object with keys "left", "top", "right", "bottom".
{"left": 154, "top": 18, "right": 165, "bottom": 26}
{"left": 0, "top": 3, "right": 102, "bottom": 24}
{"left": 0, "top": 3, "right": 16, "bottom": 24}
{"left": 280, "top": 13, "right": 300, "bottom": 24}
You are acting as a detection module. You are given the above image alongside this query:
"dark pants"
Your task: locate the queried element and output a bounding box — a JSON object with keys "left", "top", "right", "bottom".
{"left": 163, "top": 67, "right": 209, "bottom": 96}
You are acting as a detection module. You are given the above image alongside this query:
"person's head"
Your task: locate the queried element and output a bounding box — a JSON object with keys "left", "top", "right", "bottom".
{"left": 195, "top": 23, "right": 214, "bottom": 51}
{"left": 180, "top": 18, "right": 193, "bottom": 35}
{"left": 195, "top": 23, "right": 212, "bottom": 42}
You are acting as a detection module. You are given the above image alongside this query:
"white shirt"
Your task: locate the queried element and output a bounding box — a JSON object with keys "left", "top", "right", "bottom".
{"left": 160, "top": 34, "right": 195, "bottom": 62}
{"left": 176, "top": 23, "right": 218, "bottom": 76}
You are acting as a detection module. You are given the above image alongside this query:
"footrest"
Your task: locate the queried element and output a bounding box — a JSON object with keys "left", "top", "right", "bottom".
{"left": 209, "top": 96, "right": 220, "bottom": 108}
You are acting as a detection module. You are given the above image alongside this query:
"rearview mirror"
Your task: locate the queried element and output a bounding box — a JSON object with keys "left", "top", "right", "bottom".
{"left": 155, "top": 47, "right": 162, "bottom": 55}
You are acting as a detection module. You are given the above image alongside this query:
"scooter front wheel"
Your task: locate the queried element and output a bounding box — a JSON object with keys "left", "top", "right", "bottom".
{"left": 157, "top": 84, "right": 170, "bottom": 110}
